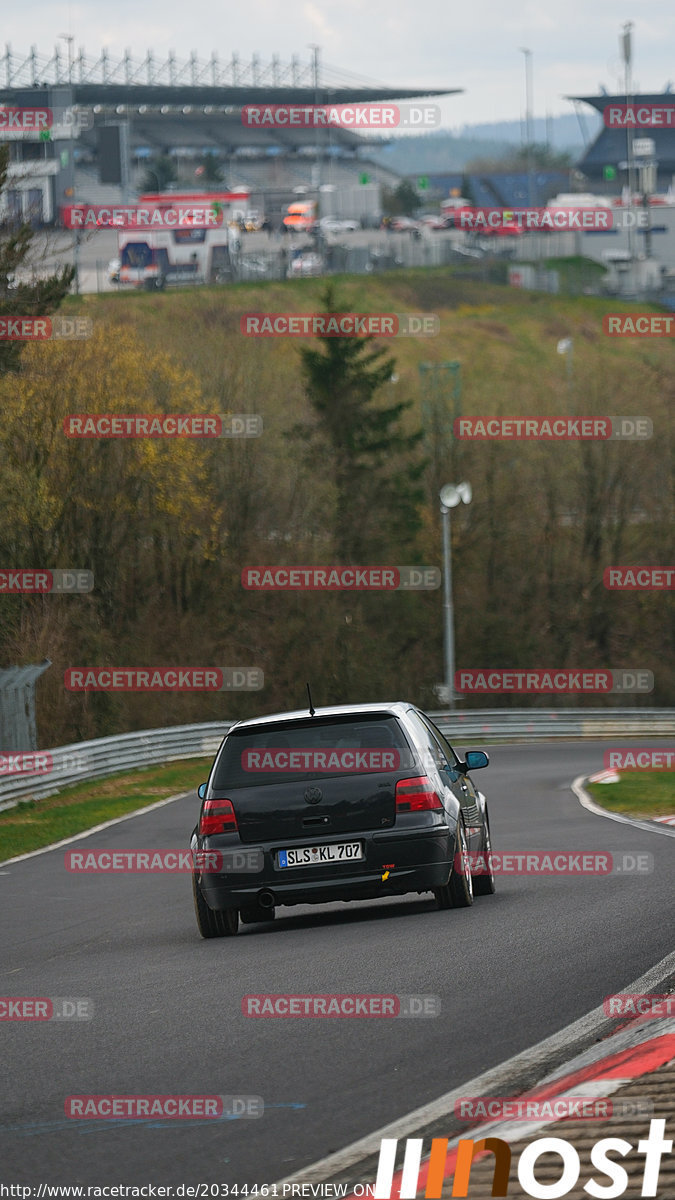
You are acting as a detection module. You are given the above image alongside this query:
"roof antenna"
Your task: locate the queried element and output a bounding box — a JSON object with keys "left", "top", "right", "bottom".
{"left": 306, "top": 682, "right": 315, "bottom": 717}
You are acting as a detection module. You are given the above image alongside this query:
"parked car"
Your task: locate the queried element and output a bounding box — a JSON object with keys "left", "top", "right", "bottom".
{"left": 287, "top": 251, "right": 324, "bottom": 278}
{"left": 237, "top": 256, "right": 273, "bottom": 279}
{"left": 189, "top": 701, "right": 494, "bottom": 937}
{"left": 389, "top": 216, "right": 423, "bottom": 232}
{"left": 319, "top": 217, "right": 361, "bottom": 234}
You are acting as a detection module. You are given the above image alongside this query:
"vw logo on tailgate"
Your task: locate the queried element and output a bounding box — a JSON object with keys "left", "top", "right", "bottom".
{"left": 304, "top": 786, "right": 323, "bottom": 805}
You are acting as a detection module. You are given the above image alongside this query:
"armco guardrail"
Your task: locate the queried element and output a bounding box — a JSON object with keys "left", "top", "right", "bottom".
{"left": 1, "top": 709, "right": 673, "bottom": 812}
{"left": 430, "top": 708, "right": 675, "bottom": 741}
{"left": 0, "top": 721, "right": 233, "bottom": 812}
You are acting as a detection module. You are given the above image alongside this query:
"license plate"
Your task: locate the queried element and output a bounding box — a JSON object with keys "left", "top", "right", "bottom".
{"left": 277, "top": 842, "right": 363, "bottom": 868}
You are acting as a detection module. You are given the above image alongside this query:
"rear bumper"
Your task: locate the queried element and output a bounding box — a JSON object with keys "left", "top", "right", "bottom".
{"left": 196, "top": 828, "right": 455, "bottom": 910}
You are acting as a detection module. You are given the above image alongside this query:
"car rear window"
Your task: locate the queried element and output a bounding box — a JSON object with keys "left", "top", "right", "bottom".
{"left": 211, "top": 715, "right": 416, "bottom": 789}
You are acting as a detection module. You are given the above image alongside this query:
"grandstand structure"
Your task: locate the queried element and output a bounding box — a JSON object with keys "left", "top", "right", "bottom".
{"left": 0, "top": 45, "right": 460, "bottom": 226}
{"left": 425, "top": 171, "right": 571, "bottom": 208}
{"left": 569, "top": 91, "right": 675, "bottom": 192}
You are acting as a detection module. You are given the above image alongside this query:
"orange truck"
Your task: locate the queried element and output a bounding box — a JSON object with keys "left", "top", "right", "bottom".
{"left": 283, "top": 201, "right": 317, "bottom": 233}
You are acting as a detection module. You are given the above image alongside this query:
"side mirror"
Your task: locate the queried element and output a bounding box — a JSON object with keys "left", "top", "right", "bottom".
{"left": 464, "top": 750, "right": 489, "bottom": 772}
{"left": 198, "top": 782, "right": 208, "bottom": 800}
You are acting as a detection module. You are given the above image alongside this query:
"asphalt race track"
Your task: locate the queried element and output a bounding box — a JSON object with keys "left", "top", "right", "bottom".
{"left": 1, "top": 740, "right": 673, "bottom": 1185}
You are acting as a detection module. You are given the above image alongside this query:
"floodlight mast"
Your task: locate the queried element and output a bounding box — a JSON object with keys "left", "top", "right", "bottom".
{"left": 441, "top": 498, "right": 455, "bottom": 709}
{"left": 439, "top": 483, "right": 472, "bottom": 709}
{"left": 519, "top": 48, "right": 534, "bottom": 207}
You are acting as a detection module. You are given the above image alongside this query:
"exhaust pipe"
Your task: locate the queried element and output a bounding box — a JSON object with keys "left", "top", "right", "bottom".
{"left": 257, "top": 889, "right": 276, "bottom": 909}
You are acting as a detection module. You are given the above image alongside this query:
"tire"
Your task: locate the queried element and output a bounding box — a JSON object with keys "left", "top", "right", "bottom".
{"left": 240, "top": 902, "right": 275, "bottom": 925}
{"left": 192, "top": 872, "right": 239, "bottom": 938}
{"left": 473, "top": 815, "right": 496, "bottom": 896}
{"left": 434, "top": 819, "right": 473, "bottom": 909}
{"left": 434, "top": 878, "right": 453, "bottom": 909}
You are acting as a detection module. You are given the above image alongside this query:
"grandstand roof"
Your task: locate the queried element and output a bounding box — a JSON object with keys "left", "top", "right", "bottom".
{"left": 568, "top": 92, "right": 675, "bottom": 114}
{"left": 0, "top": 46, "right": 460, "bottom": 107}
{"left": 1, "top": 52, "right": 462, "bottom": 158}
{"left": 569, "top": 93, "right": 675, "bottom": 178}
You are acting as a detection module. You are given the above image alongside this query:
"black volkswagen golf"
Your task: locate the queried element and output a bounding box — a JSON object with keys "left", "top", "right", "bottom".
{"left": 189, "top": 701, "right": 495, "bottom": 937}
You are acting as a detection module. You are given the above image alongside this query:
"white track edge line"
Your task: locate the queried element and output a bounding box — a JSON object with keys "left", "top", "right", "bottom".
{"left": 274, "top": 949, "right": 675, "bottom": 1186}
{"left": 572, "top": 774, "right": 675, "bottom": 839}
{"left": 0, "top": 790, "right": 194, "bottom": 868}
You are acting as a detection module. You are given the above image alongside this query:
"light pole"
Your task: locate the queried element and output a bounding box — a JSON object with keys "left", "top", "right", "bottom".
{"left": 520, "top": 48, "right": 534, "bottom": 207}
{"left": 308, "top": 44, "right": 321, "bottom": 194}
{"left": 622, "top": 23, "right": 635, "bottom": 259}
{"left": 439, "top": 482, "right": 472, "bottom": 709}
{"left": 59, "top": 35, "right": 77, "bottom": 293}
{"left": 634, "top": 139, "right": 656, "bottom": 260}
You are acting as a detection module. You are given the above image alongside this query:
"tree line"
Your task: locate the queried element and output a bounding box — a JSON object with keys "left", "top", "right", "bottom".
{"left": 0, "top": 150, "right": 672, "bottom": 746}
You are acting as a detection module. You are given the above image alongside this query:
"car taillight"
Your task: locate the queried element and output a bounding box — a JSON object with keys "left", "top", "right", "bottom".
{"left": 199, "top": 799, "right": 238, "bottom": 835}
{"left": 395, "top": 776, "right": 443, "bottom": 812}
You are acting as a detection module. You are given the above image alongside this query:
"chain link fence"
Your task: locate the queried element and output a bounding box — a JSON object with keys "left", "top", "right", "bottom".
{"left": 0, "top": 660, "right": 51, "bottom": 752}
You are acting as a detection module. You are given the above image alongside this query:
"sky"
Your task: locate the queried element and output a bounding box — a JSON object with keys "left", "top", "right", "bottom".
{"left": 8, "top": 1, "right": 675, "bottom": 128}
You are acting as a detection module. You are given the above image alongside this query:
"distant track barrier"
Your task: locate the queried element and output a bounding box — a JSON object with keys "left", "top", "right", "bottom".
{"left": 1, "top": 709, "right": 673, "bottom": 812}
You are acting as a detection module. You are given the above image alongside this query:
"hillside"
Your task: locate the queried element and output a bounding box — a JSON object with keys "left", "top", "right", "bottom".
{"left": 1, "top": 268, "right": 672, "bottom": 744}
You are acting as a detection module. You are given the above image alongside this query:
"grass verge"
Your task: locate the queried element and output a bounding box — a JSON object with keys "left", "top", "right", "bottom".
{"left": 0, "top": 758, "right": 212, "bottom": 862}
{"left": 586, "top": 773, "right": 675, "bottom": 819}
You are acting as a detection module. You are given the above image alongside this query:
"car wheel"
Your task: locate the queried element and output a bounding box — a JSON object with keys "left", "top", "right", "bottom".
{"left": 192, "top": 872, "right": 239, "bottom": 938}
{"left": 434, "top": 878, "right": 453, "bottom": 909}
{"left": 434, "top": 819, "right": 474, "bottom": 909}
{"left": 473, "top": 815, "right": 496, "bottom": 896}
